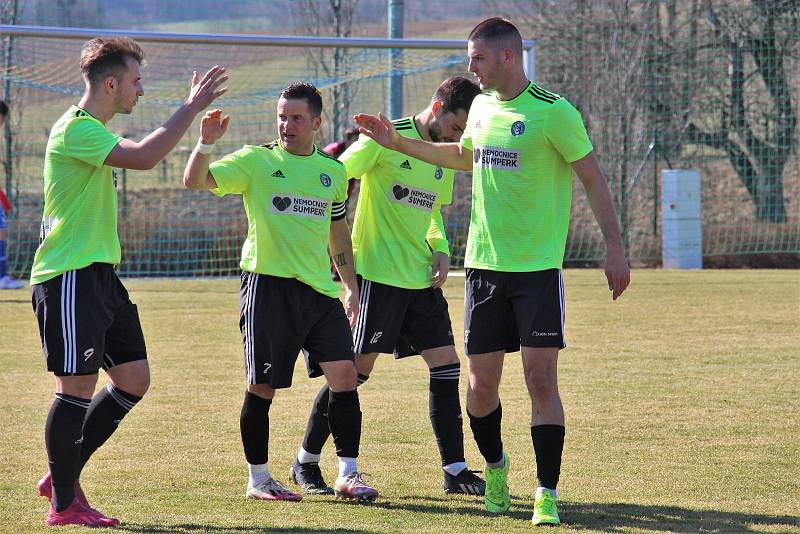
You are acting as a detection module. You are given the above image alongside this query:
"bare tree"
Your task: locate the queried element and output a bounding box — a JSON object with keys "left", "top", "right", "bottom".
{"left": 682, "top": 1, "right": 797, "bottom": 222}
{"left": 498, "top": 0, "right": 797, "bottom": 225}
{"left": 499, "top": 0, "right": 659, "bottom": 252}
{"left": 291, "top": 0, "right": 360, "bottom": 142}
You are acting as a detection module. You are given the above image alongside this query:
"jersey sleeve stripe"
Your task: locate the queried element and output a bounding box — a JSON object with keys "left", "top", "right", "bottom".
{"left": 528, "top": 89, "right": 557, "bottom": 104}
{"left": 531, "top": 84, "right": 560, "bottom": 100}
{"left": 316, "top": 149, "right": 345, "bottom": 166}
{"left": 529, "top": 85, "right": 560, "bottom": 102}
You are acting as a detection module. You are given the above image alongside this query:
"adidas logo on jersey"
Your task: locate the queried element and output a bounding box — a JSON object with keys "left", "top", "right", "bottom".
{"left": 474, "top": 120, "right": 482, "bottom": 129}
{"left": 400, "top": 160, "right": 412, "bottom": 170}
{"left": 271, "top": 169, "right": 286, "bottom": 178}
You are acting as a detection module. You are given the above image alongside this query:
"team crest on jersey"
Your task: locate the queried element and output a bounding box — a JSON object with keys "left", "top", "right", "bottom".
{"left": 389, "top": 182, "right": 437, "bottom": 212}
{"left": 320, "top": 173, "right": 332, "bottom": 187}
{"left": 270, "top": 194, "right": 329, "bottom": 219}
{"left": 473, "top": 146, "right": 520, "bottom": 170}
{"left": 511, "top": 120, "right": 525, "bottom": 136}
{"left": 434, "top": 167, "right": 443, "bottom": 180}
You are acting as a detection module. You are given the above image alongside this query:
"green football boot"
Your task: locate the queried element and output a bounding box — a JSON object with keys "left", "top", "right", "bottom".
{"left": 484, "top": 452, "right": 510, "bottom": 513}
{"left": 532, "top": 489, "right": 560, "bottom": 526}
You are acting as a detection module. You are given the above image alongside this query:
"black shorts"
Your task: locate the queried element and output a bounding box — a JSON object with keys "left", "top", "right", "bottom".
{"left": 352, "top": 275, "right": 455, "bottom": 358}
{"left": 464, "top": 268, "right": 565, "bottom": 355}
{"left": 240, "top": 272, "right": 354, "bottom": 388}
{"left": 31, "top": 263, "right": 147, "bottom": 376}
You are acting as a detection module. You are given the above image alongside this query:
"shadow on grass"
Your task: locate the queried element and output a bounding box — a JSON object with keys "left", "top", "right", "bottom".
{"left": 334, "top": 495, "right": 798, "bottom": 532}
{"left": 562, "top": 501, "right": 799, "bottom": 533}
{"left": 0, "top": 297, "right": 28, "bottom": 304}
{"left": 116, "top": 524, "right": 376, "bottom": 534}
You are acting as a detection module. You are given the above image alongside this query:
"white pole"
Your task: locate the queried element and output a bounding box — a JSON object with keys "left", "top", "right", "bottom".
{"left": 523, "top": 42, "right": 537, "bottom": 81}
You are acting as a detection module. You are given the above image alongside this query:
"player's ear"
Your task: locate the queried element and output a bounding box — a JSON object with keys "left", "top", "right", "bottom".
{"left": 312, "top": 114, "right": 322, "bottom": 131}
{"left": 104, "top": 74, "right": 117, "bottom": 94}
{"left": 431, "top": 100, "right": 443, "bottom": 117}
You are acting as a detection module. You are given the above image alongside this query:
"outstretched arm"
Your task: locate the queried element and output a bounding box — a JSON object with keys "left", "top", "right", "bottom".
{"left": 573, "top": 151, "right": 631, "bottom": 300}
{"left": 183, "top": 109, "right": 230, "bottom": 190}
{"left": 106, "top": 66, "right": 228, "bottom": 171}
{"left": 354, "top": 112, "right": 473, "bottom": 171}
{"left": 329, "top": 217, "right": 360, "bottom": 327}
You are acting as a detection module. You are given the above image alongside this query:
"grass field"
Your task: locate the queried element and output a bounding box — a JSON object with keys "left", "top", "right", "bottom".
{"left": 1, "top": 269, "right": 798, "bottom": 533}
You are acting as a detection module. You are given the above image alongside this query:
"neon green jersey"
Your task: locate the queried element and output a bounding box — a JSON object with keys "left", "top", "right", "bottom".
{"left": 30, "top": 106, "right": 122, "bottom": 285}
{"left": 209, "top": 141, "right": 347, "bottom": 298}
{"left": 343, "top": 117, "right": 454, "bottom": 289}
{"left": 460, "top": 82, "right": 593, "bottom": 272}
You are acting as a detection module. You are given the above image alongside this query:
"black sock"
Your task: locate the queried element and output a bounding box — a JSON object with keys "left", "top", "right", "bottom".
{"left": 46, "top": 394, "right": 90, "bottom": 512}
{"left": 468, "top": 401, "right": 503, "bottom": 465}
{"left": 301, "top": 374, "right": 368, "bottom": 457}
{"left": 77, "top": 384, "right": 142, "bottom": 477}
{"left": 328, "top": 389, "right": 361, "bottom": 459}
{"left": 531, "top": 424, "right": 565, "bottom": 489}
{"left": 240, "top": 392, "right": 272, "bottom": 465}
{"left": 429, "top": 363, "right": 465, "bottom": 466}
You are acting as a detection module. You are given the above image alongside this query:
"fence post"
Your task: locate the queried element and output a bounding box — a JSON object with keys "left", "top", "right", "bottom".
{"left": 387, "top": 0, "right": 404, "bottom": 119}
{"left": 662, "top": 169, "right": 702, "bottom": 268}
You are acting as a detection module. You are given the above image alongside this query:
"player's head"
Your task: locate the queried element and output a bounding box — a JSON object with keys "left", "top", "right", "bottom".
{"left": 467, "top": 18, "right": 523, "bottom": 91}
{"left": 278, "top": 82, "right": 323, "bottom": 155}
{"left": 344, "top": 126, "right": 360, "bottom": 144}
{"left": 80, "top": 37, "right": 146, "bottom": 115}
{"left": 0, "top": 100, "right": 7, "bottom": 126}
{"left": 427, "top": 77, "right": 481, "bottom": 143}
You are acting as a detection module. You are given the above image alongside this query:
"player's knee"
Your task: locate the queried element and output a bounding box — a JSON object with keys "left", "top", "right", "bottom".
{"left": 469, "top": 375, "right": 499, "bottom": 401}
{"left": 525, "top": 369, "right": 557, "bottom": 398}
{"left": 354, "top": 353, "right": 378, "bottom": 376}
{"left": 113, "top": 374, "right": 149, "bottom": 397}
{"left": 326, "top": 361, "right": 358, "bottom": 391}
{"left": 65, "top": 380, "right": 98, "bottom": 399}
{"left": 423, "top": 346, "right": 460, "bottom": 368}
{"left": 247, "top": 383, "right": 275, "bottom": 399}
{"left": 129, "top": 374, "right": 150, "bottom": 397}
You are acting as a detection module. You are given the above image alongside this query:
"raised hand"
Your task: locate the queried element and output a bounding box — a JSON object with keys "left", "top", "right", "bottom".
{"left": 200, "top": 109, "right": 230, "bottom": 144}
{"left": 186, "top": 66, "right": 228, "bottom": 113}
{"left": 353, "top": 112, "right": 401, "bottom": 150}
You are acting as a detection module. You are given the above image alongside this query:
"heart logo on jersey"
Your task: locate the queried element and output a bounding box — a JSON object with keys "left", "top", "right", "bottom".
{"left": 272, "top": 196, "right": 292, "bottom": 211}
{"left": 392, "top": 185, "right": 410, "bottom": 200}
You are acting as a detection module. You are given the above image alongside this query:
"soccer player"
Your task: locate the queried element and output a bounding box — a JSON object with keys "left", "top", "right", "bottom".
{"left": 353, "top": 18, "right": 630, "bottom": 526}
{"left": 183, "top": 82, "right": 379, "bottom": 503}
{"left": 0, "top": 99, "right": 23, "bottom": 290}
{"left": 290, "top": 77, "right": 487, "bottom": 498}
{"left": 30, "top": 37, "right": 227, "bottom": 527}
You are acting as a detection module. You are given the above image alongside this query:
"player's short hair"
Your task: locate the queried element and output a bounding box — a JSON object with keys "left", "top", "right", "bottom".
{"left": 468, "top": 17, "right": 523, "bottom": 55}
{"left": 433, "top": 77, "right": 482, "bottom": 114}
{"left": 280, "top": 82, "right": 323, "bottom": 118}
{"left": 0, "top": 100, "right": 8, "bottom": 117}
{"left": 345, "top": 126, "right": 360, "bottom": 143}
{"left": 80, "top": 37, "right": 146, "bottom": 85}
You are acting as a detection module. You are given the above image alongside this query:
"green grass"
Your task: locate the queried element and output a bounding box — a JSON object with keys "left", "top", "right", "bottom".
{"left": 1, "top": 270, "right": 798, "bottom": 533}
